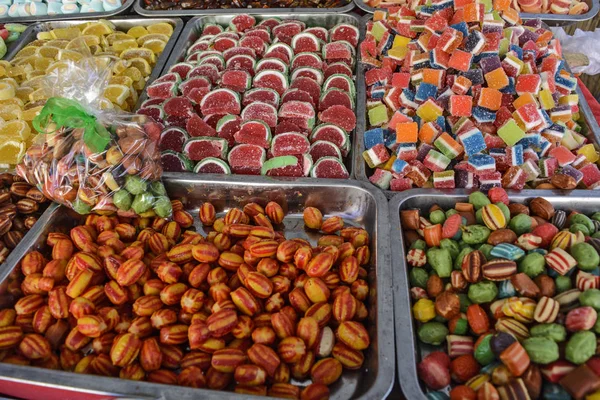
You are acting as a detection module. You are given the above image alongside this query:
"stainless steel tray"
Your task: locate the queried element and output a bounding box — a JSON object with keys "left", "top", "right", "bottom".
{"left": 353, "top": 0, "right": 599, "bottom": 26}
{"left": 389, "top": 188, "right": 600, "bottom": 399}
{"left": 0, "top": 173, "right": 395, "bottom": 400}
{"left": 134, "top": 0, "right": 354, "bottom": 18}
{"left": 5, "top": 17, "right": 184, "bottom": 110}
{"left": 0, "top": 0, "right": 134, "bottom": 24}
{"left": 354, "top": 15, "right": 600, "bottom": 198}
{"left": 140, "top": 13, "right": 365, "bottom": 179}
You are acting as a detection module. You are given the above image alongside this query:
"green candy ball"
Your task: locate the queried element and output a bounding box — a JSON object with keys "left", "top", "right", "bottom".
{"left": 509, "top": 214, "right": 532, "bottom": 236}
{"left": 571, "top": 242, "right": 600, "bottom": 271}
{"left": 468, "top": 281, "right": 498, "bottom": 304}
{"left": 518, "top": 252, "right": 546, "bottom": 278}
{"left": 469, "top": 192, "right": 491, "bottom": 210}
{"left": 430, "top": 210, "right": 446, "bottom": 225}
{"left": 555, "top": 276, "right": 572, "bottom": 293}
{"left": 418, "top": 322, "right": 449, "bottom": 345}
{"left": 124, "top": 175, "right": 148, "bottom": 195}
{"left": 113, "top": 189, "right": 132, "bottom": 211}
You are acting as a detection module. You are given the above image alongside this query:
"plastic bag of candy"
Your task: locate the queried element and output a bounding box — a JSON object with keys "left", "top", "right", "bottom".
{"left": 16, "top": 42, "right": 170, "bottom": 218}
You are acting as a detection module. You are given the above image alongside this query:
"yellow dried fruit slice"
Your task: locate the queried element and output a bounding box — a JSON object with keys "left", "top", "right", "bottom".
{"left": 36, "top": 32, "right": 53, "bottom": 41}
{"left": 50, "top": 27, "right": 81, "bottom": 40}
{"left": 113, "top": 39, "right": 138, "bottom": 52}
{"left": 106, "top": 32, "right": 135, "bottom": 45}
{"left": 132, "top": 79, "right": 147, "bottom": 92}
{"left": 34, "top": 57, "right": 53, "bottom": 72}
{"left": 29, "top": 88, "right": 53, "bottom": 102}
{"left": 112, "top": 59, "right": 131, "bottom": 75}
{"left": 15, "top": 87, "right": 33, "bottom": 103}
{"left": 27, "top": 39, "right": 47, "bottom": 47}
{"left": 21, "top": 105, "right": 44, "bottom": 121}
{"left": 15, "top": 46, "right": 40, "bottom": 59}
{"left": 82, "top": 22, "right": 113, "bottom": 37}
{"left": 147, "top": 22, "right": 173, "bottom": 36}
{"left": 67, "top": 35, "right": 101, "bottom": 48}
{"left": 7, "top": 64, "right": 33, "bottom": 78}
{"left": 104, "top": 84, "right": 129, "bottom": 106}
{"left": 0, "top": 82, "right": 15, "bottom": 100}
{"left": 26, "top": 71, "right": 46, "bottom": 80}
{"left": 57, "top": 49, "right": 84, "bottom": 62}
{"left": 128, "top": 57, "right": 151, "bottom": 76}
{"left": 0, "top": 140, "right": 26, "bottom": 165}
{"left": 137, "top": 33, "right": 170, "bottom": 45}
{"left": 0, "top": 98, "right": 24, "bottom": 108}
{"left": 0, "top": 78, "right": 18, "bottom": 91}
{"left": 142, "top": 39, "right": 167, "bottom": 55}
{"left": 0, "top": 104, "right": 22, "bottom": 121}
{"left": 109, "top": 75, "right": 133, "bottom": 87}
{"left": 0, "top": 120, "right": 31, "bottom": 141}
{"left": 97, "top": 98, "right": 114, "bottom": 110}
{"left": 0, "top": 66, "right": 6, "bottom": 78}
{"left": 120, "top": 48, "right": 156, "bottom": 64}
{"left": 127, "top": 26, "right": 149, "bottom": 39}
{"left": 122, "top": 66, "right": 142, "bottom": 82}
{"left": 36, "top": 46, "right": 60, "bottom": 59}
{"left": 46, "top": 39, "right": 69, "bottom": 49}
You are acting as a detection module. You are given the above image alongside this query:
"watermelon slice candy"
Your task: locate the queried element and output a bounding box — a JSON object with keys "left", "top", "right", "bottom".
{"left": 234, "top": 120, "right": 272, "bottom": 148}
{"left": 186, "top": 113, "right": 217, "bottom": 137}
{"left": 270, "top": 132, "right": 310, "bottom": 157}
{"left": 163, "top": 97, "right": 194, "bottom": 118}
{"left": 161, "top": 150, "right": 194, "bottom": 172}
{"left": 140, "top": 98, "right": 164, "bottom": 108}
{"left": 203, "top": 114, "right": 228, "bottom": 129}
{"left": 265, "top": 43, "right": 293, "bottom": 63}
{"left": 281, "top": 88, "right": 315, "bottom": 108}
{"left": 330, "top": 23, "right": 360, "bottom": 48}
{"left": 291, "top": 67, "right": 324, "bottom": 86}
{"left": 304, "top": 27, "right": 328, "bottom": 42}
{"left": 184, "top": 137, "right": 228, "bottom": 161}
{"left": 244, "top": 29, "right": 271, "bottom": 44}
{"left": 241, "top": 101, "right": 278, "bottom": 128}
{"left": 291, "top": 53, "right": 324, "bottom": 71}
{"left": 223, "top": 46, "right": 256, "bottom": 62}
{"left": 278, "top": 100, "right": 315, "bottom": 121}
{"left": 137, "top": 105, "right": 164, "bottom": 122}
{"left": 323, "top": 74, "right": 355, "bottom": 95}
{"left": 261, "top": 154, "right": 312, "bottom": 177}
{"left": 242, "top": 88, "right": 280, "bottom": 108}
{"left": 147, "top": 81, "right": 178, "bottom": 100}
{"left": 257, "top": 17, "right": 281, "bottom": 30}
{"left": 272, "top": 21, "right": 305, "bottom": 41}
{"left": 216, "top": 114, "right": 241, "bottom": 146}
{"left": 253, "top": 70, "right": 288, "bottom": 96}
{"left": 159, "top": 127, "right": 189, "bottom": 152}
{"left": 309, "top": 140, "right": 343, "bottom": 161}
{"left": 274, "top": 120, "right": 304, "bottom": 136}
{"left": 230, "top": 14, "right": 256, "bottom": 33}
{"left": 319, "top": 105, "right": 356, "bottom": 132}
{"left": 165, "top": 115, "right": 188, "bottom": 129}
{"left": 198, "top": 54, "right": 225, "bottom": 71}
{"left": 153, "top": 72, "right": 182, "bottom": 85}
{"left": 309, "top": 123, "right": 348, "bottom": 154}
{"left": 200, "top": 88, "right": 241, "bottom": 116}
{"left": 187, "top": 64, "right": 220, "bottom": 85}
{"left": 291, "top": 32, "right": 321, "bottom": 53}
{"left": 202, "top": 23, "right": 223, "bottom": 36}
{"left": 324, "top": 62, "right": 354, "bottom": 79}
{"left": 186, "top": 40, "right": 211, "bottom": 55}
{"left": 228, "top": 144, "right": 266, "bottom": 175}
{"left": 319, "top": 88, "right": 354, "bottom": 111}
{"left": 255, "top": 58, "right": 288, "bottom": 74}
{"left": 193, "top": 157, "right": 231, "bottom": 174}
{"left": 290, "top": 77, "right": 321, "bottom": 107}
{"left": 239, "top": 35, "right": 267, "bottom": 57}
{"left": 221, "top": 70, "right": 251, "bottom": 93}
{"left": 168, "top": 62, "right": 194, "bottom": 79}
{"left": 179, "top": 76, "right": 211, "bottom": 97}
{"left": 213, "top": 37, "right": 238, "bottom": 53}
{"left": 225, "top": 55, "right": 256, "bottom": 76}
{"left": 311, "top": 156, "right": 349, "bottom": 179}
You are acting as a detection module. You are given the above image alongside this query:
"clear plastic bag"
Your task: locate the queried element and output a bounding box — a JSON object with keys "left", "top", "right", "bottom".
{"left": 16, "top": 44, "right": 170, "bottom": 218}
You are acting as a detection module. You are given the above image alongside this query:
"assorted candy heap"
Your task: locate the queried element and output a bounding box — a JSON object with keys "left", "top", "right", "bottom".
{"left": 1, "top": 0, "right": 123, "bottom": 18}
{"left": 141, "top": 15, "right": 357, "bottom": 179}
{"left": 360, "top": 6, "right": 599, "bottom": 192}
{"left": 0, "top": 21, "right": 174, "bottom": 165}
{"left": 362, "top": 0, "right": 590, "bottom": 15}
{"left": 0, "top": 24, "right": 27, "bottom": 59}
{"left": 0, "top": 201, "right": 372, "bottom": 399}
{"left": 403, "top": 189, "right": 600, "bottom": 399}
{"left": 143, "top": 0, "right": 350, "bottom": 11}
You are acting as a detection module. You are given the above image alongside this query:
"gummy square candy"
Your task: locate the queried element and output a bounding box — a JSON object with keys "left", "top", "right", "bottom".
{"left": 580, "top": 163, "right": 600, "bottom": 187}
{"left": 448, "top": 50, "right": 473, "bottom": 72}
{"left": 389, "top": 110, "right": 413, "bottom": 130}
{"left": 390, "top": 177, "right": 413, "bottom": 191}
{"left": 485, "top": 67, "right": 509, "bottom": 90}
{"left": 368, "top": 104, "right": 390, "bottom": 127}
{"left": 423, "top": 68, "right": 446, "bottom": 88}
{"left": 391, "top": 158, "right": 409, "bottom": 176}
{"left": 449, "top": 95, "right": 473, "bottom": 117}
{"left": 515, "top": 74, "right": 541, "bottom": 95}
{"left": 502, "top": 54, "right": 524, "bottom": 78}
{"left": 417, "top": 143, "right": 435, "bottom": 163}
{"left": 456, "top": 169, "right": 478, "bottom": 188}
{"left": 577, "top": 143, "right": 599, "bottom": 163}
{"left": 464, "top": 30, "right": 486, "bottom": 54}
{"left": 364, "top": 128, "right": 385, "bottom": 150}
{"left": 458, "top": 127, "right": 487, "bottom": 157}
{"left": 452, "top": 75, "right": 472, "bottom": 95}
{"left": 430, "top": 48, "right": 451, "bottom": 69}
{"left": 497, "top": 119, "right": 525, "bottom": 146}
{"left": 417, "top": 99, "right": 444, "bottom": 122}
{"left": 472, "top": 106, "right": 496, "bottom": 123}
{"left": 419, "top": 122, "right": 441, "bottom": 144}
{"left": 369, "top": 168, "right": 394, "bottom": 189}
{"left": 538, "top": 157, "right": 558, "bottom": 178}
{"left": 397, "top": 143, "right": 418, "bottom": 161}
{"left": 396, "top": 122, "right": 419, "bottom": 143}
{"left": 400, "top": 89, "right": 419, "bottom": 109}
{"left": 478, "top": 87, "right": 502, "bottom": 111}
{"left": 515, "top": 103, "right": 543, "bottom": 130}
{"left": 506, "top": 144, "right": 524, "bottom": 166}
{"left": 549, "top": 145, "right": 576, "bottom": 166}
{"left": 406, "top": 160, "right": 432, "bottom": 187}
{"left": 363, "top": 143, "right": 390, "bottom": 168}
{"left": 415, "top": 82, "right": 439, "bottom": 102}
{"left": 521, "top": 159, "right": 541, "bottom": 181}
{"left": 480, "top": 55, "right": 502, "bottom": 75}
{"left": 437, "top": 27, "right": 463, "bottom": 53}
{"left": 501, "top": 166, "right": 527, "bottom": 189}
{"left": 468, "top": 153, "right": 496, "bottom": 174}
{"left": 424, "top": 149, "right": 451, "bottom": 172}
{"left": 433, "top": 171, "right": 456, "bottom": 188}
{"left": 562, "top": 165, "right": 583, "bottom": 184}
{"left": 434, "top": 132, "right": 464, "bottom": 159}
{"left": 478, "top": 171, "right": 502, "bottom": 190}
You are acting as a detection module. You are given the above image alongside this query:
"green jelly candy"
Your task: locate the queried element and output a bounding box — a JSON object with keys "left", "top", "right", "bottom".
{"left": 430, "top": 210, "right": 446, "bottom": 225}
{"left": 72, "top": 198, "right": 91, "bottom": 215}
{"left": 498, "top": 119, "right": 525, "bottom": 146}
{"left": 495, "top": 202, "right": 510, "bottom": 222}
{"left": 509, "top": 214, "right": 532, "bottom": 236}
{"left": 468, "top": 281, "right": 498, "bottom": 304}
{"left": 474, "top": 334, "right": 495, "bottom": 365}
{"left": 453, "top": 318, "right": 469, "bottom": 335}
{"left": 440, "top": 239, "right": 460, "bottom": 260}
{"left": 153, "top": 196, "right": 173, "bottom": 218}
{"left": 418, "top": 322, "right": 449, "bottom": 345}
{"left": 592, "top": 212, "right": 600, "bottom": 222}
{"left": 593, "top": 232, "right": 600, "bottom": 239}
{"left": 555, "top": 276, "right": 572, "bottom": 293}
{"left": 410, "top": 268, "right": 429, "bottom": 289}
{"left": 368, "top": 104, "right": 389, "bottom": 127}
{"left": 113, "top": 189, "right": 132, "bottom": 211}
{"left": 455, "top": 247, "right": 474, "bottom": 270}
{"left": 523, "top": 337, "right": 559, "bottom": 364}
{"left": 411, "top": 240, "right": 427, "bottom": 251}
{"left": 125, "top": 175, "right": 148, "bottom": 195}
{"left": 565, "top": 331, "right": 596, "bottom": 364}
{"left": 131, "top": 192, "right": 154, "bottom": 214}
{"left": 458, "top": 293, "right": 472, "bottom": 313}
{"left": 427, "top": 248, "right": 452, "bottom": 278}
{"left": 150, "top": 181, "right": 167, "bottom": 196}
{"left": 446, "top": 209, "right": 459, "bottom": 218}
{"left": 580, "top": 289, "right": 600, "bottom": 311}
{"left": 530, "top": 323, "right": 566, "bottom": 342}
{"left": 570, "top": 214, "right": 594, "bottom": 233}
{"left": 462, "top": 225, "right": 490, "bottom": 245}
{"left": 478, "top": 244, "right": 494, "bottom": 261}
{"left": 571, "top": 242, "right": 600, "bottom": 271}
{"left": 570, "top": 223, "right": 590, "bottom": 236}
{"left": 518, "top": 252, "right": 546, "bottom": 278}
{"left": 469, "top": 192, "right": 491, "bottom": 210}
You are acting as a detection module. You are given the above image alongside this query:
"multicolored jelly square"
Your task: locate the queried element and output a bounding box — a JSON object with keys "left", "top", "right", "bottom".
{"left": 448, "top": 50, "right": 473, "bottom": 72}
{"left": 458, "top": 127, "right": 486, "bottom": 156}
{"left": 515, "top": 74, "right": 541, "bottom": 95}
{"left": 449, "top": 95, "right": 473, "bottom": 117}
{"left": 434, "top": 132, "right": 464, "bottom": 159}
{"left": 478, "top": 87, "right": 502, "bottom": 111}
{"left": 433, "top": 171, "right": 456, "bottom": 188}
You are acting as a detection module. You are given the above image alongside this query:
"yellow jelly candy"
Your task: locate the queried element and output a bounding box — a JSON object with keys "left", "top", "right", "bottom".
{"left": 0, "top": 104, "right": 22, "bottom": 121}
{"left": 0, "top": 140, "right": 26, "bottom": 165}
{"left": 112, "top": 59, "right": 131, "bottom": 75}
{"left": 0, "top": 78, "right": 17, "bottom": 91}
{"left": 0, "top": 82, "right": 16, "bottom": 100}
{"left": 113, "top": 39, "right": 138, "bottom": 52}
{"left": 36, "top": 32, "right": 53, "bottom": 41}
{"left": 142, "top": 39, "right": 166, "bottom": 55}
{"left": 128, "top": 58, "right": 151, "bottom": 76}
{"left": 0, "top": 98, "right": 23, "bottom": 108}
{"left": 7, "top": 64, "right": 33, "bottom": 78}
{"left": 104, "top": 84, "right": 130, "bottom": 106}
{"left": 133, "top": 79, "right": 147, "bottom": 92}
{"left": 121, "top": 48, "right": 156, "bottom": 64}
{"left": 36, "top": 46, "right": 60, "bottom": 59}
{"left": 26, "top": 71, "right": 46, "bottom": 81}
{"left": 15, "top": 87, "right": 33, "bottom": 102}
{"left": 122, "top": 67, "right": 142, "bottom": 82}
{"left": 97, "top": 98, "right": 114, "bottom": 110}
{"left": 34, "top": 57, "right": 53, "bottom": 72}
{"left": 46, "top": 39, "right": 69, "bottom": 49}
{"left": 147, "top": 22, "right": 173, "bottom": 36}
{"left": 466, "top": 374, "right": 490, "bottom": 391}
{"left": 68, "top": 35, "right": 101, "bottom": 48}
{"left": 412, "top": 298, "right": 435, "bottom": 323}
{"left": 57, "top": 49, "right": 84, "bottom": 62}
{"left": 82, "top": 22, "right": 113, "bottom": 37}
{"left": 127, "top": 26, "right": 148, "bottom": 39}
{"left": 578, "top": 143, "right": 600, "bottom": 163}
{"left": 21, "top": 105, "right": 43, "bottom": 121}
{"left": 14, "top": 46, "right": 38, "bottom": 59}
{"left": 137, "top": 33, "right": 170, "bottom": 46}
{"left": 51, "top": 27, "right": 81, "bottom": 40}
{"left": 393, "top": 35, "right": 411, "bottom": 48}
{"left": 0, "top": 120, "right": 31, "bottom": 141}
{"left": 110, "top": 75, "right": 134, "bottom": 87}
{"left": 29, "top": 88, "right": 53, "bottom": 102}
{"left": 106, "top": 32, "right": 135, "bottom": 45}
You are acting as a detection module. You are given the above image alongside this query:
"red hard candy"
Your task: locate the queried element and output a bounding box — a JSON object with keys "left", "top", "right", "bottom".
{"left": 531, "top": 223, "right": 559, "bottom": 248}
{"left": 417, "top": 352, "right": 451, "bottom": 390}
{"left": 488, "top": 187, "right": 509, "bottom": 205}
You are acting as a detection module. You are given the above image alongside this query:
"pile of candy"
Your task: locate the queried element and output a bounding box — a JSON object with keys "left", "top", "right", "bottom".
{"left": 141, "top": 15, "right": 357, "bottom": 179}
{"left": 402, "top": 189, "right": 600, "bottom": 399}
{"left": 360, "top": 5, "right": 599, "bottom": 191}
{"left": 0, "top": 21, "right": 174, "bottom": 165}
{"left": 1, "top": 0, "right": 124, "bottom": 18}
{"left": 0, "top": 24, "right": 27, "bottom": 59}
{"left": 361, "top": 0, "right": 590, "bottom": 14}
{"left": 0, "top": 201, "right": 372, "bottom": 398}
{"left": 143, "top": 0, "right": 350, "bottom": 11}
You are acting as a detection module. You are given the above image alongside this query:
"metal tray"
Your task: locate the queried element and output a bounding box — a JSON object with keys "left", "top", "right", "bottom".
{"left": 0, "top": 0, "right": 134, "bottom": 24}
{"left": 389, "top": 188, "right": 600, "bottom": 399}
{"left": 0, "top": 173, "right": 395, "bottom": 400}
{"left": 4, "top": 17, "right": 183, "bottom": 111}
{"left": 354, "top": 15, "right": 600, "bottom": 199}
{"left": 353, "top": 0, "right": 599, "bottom": 26}
{"left": 133, "top": 0, "right": 354, "bottom": 18}
{"left": 139, "top": 13, "right": 365, "bottom": 179}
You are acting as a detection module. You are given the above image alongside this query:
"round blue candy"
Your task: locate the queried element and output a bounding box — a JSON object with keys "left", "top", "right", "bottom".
{"left": 498, "top": 280, "right": 517, "bottom": 299}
